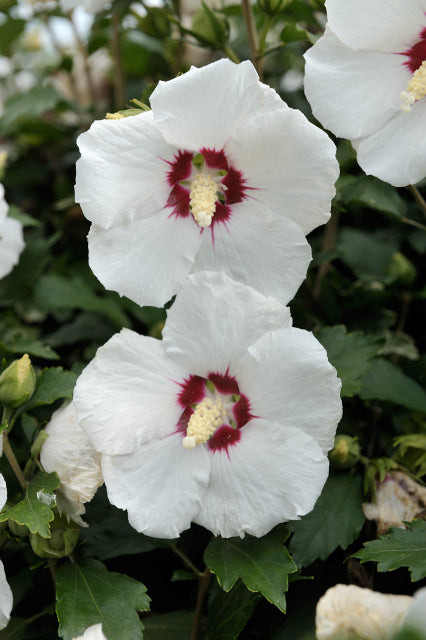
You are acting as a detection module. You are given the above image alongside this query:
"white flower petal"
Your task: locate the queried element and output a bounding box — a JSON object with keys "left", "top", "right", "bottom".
{"left": 193, "top": 204, "right": 311, "bottom": 305}
{"left": 0, "top": 184, "right": 7, "bottom": 225}
{"left": 72, "top": 623, "right": 107, "bottom": 640}
{"left": 150, "top": 59, "right": 284, "bottom": 151}
{"left": 403, "top": 588, "right": 426, "bottom": 637}
{"left": 194, "top": 421, "right": 328, "bottom": 538}
{"left": 353, "top": 99, "right": 426, "bottom": 187}
{"left": 102, "top": 432, "right": 210, "bottom": 538}
{"left": 325, "top": 0, "right": 426, "bottom": 53}
{"left": 226, "top": 107, "right": 338, "bottom": 234}
{"left": 75, "top": 111, "right": 174, "bottom": 230}
{"left": 316, "top": 584, "right": 412, "bottom": 640}
{"left": 74, "top": 329, "right": 187, "bottom": 455}
{"left": 0, "top": 560, "right": 12, "bottom": 631}
{"left": 304, "top": 29, "right": 409, "bottom": 139}
{"left": 88, "top": 210, "right": 202, "bottom": 308}
{"left": 0, "top": 217, "right": 25, "bottom": 280}
{"left": 40, "top": 402, "right": 103, "bottom": 524}
{"left": 163, "top": 271, "right": 291, "bottom": 378}
{"left": 234, "top": 328, "right": 342, "bottom": 453}
{"left": 0, "top": 474, "right": 6, "bottom": 511}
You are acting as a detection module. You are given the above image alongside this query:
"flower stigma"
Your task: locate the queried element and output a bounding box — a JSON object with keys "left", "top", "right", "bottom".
{"left": 189, "top": 173, "right": 218, "bottom": 227}
{"left": 182, "top": 397, "right": 226, "bottom": 449}
{"left": 401, "top": 60, "right": 426, "bottom": 112}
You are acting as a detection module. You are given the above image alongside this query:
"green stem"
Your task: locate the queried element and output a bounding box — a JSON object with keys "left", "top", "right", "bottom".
{"left": 171, "top": 544, "right": 202, "bottom": 577}
{"left": 2, "top": 433, "right": 27, "bottom": 491}
{"left": 408, "top": 185, "right": 426, "bottom": 219}
{"left": 69, "top": 12, "right": 97, "bottom": 111}
{"left": 190, "top": 568, "right": 212, "bottom": 640}
{"left": 111, "top": 9, "right": 126, "bottom": 110}
{"left": 313, "top": 209, "right": 340, "bottom": 299}
{"left": 258, "top": 14, "right": 273, "bottom": 53}
{"left": 241, "top": 0, "right": 262, "bottom": 79}
{"left": 400, "top": 216, "right": 426, "bottom": 231}
{"left": 223, "top": 44, "right": 241, "bottom": 64}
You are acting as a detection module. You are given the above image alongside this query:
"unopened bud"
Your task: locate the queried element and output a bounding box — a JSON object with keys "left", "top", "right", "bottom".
{"left": 30, "top": 513, "right": 79, "bottom": 558}
{"left": 8, "top": 520, "right": 30, "bottom": 537}
{"left": 387, "top": 252, "right": 416, "bottom": 284}
{"left": 258, "top": 0, "right": 292, "bottom": 15}
{"left": 0, "top": 354, "right": 36, "bottom": 409}
{"left": 329, "top": 435, "right": 360, "bottom": 470}
{"left": 191, "top": 6, "right": 228, "bottom": 48}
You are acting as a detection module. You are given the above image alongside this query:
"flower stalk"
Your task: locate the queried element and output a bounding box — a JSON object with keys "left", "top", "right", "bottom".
{"left": 2, "top": 433, "right": 27, "bottom": 491}
{"left": 190, "top": 567, "right": 212, "bottom": 640}
{"left": 241, "top": 0, "right": 263, "bottom": 79}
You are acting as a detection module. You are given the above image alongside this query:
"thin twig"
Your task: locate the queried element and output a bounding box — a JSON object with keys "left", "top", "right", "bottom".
{"left": 190, "top": 567, "right": 211, "bottom": 640}
{"left": 171, "top": 544, "right": 202, "bottom": 577}
{"left": 69, "top": 12, "right": 97, "bottom": 110}
{"left": 313, "top": 210, "right": 340, "bottom": 299}
{"left": 241, "top": 0, "right": 262, "bottom": 79}
{"left": 111, "top": 9, "right": 125, "bottom": 110}
{"left": 400, "top": 216, "right": 426, "bottom": 231}
{"left": 408, "top": 184, "right": 426, "bottom": 219}
{"left": 2, "top": 434, "right": 27, "bottom": 491}
{"left": 48, "top": 560, "right": 57, "bottom": 589}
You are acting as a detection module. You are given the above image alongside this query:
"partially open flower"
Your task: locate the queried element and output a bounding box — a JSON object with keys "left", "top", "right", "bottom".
{"left": 72, "top": 623, "right": 107, "bottom": 640}
{"left": 0, "top": 184, "right": 24, "bottom": 280}
{"left": 362, "top": 470, "right": 426, "bottom": 534}
{"left": 74, "top": 272, "right": 342, "bottom": 539}
{"left": 316, "top": 584, "right": 426, "bottom": 640}
{"left": 0, "top": 474, "right": 12, "bottom": 631}
{"left": 304, "top": 0, "right": 426, "bottom": 186}
{"left": 75, "top": 58, "right": 338, "bottom": 307}
{"left": 40, "top": 402, "right": 103, "bottom": 525}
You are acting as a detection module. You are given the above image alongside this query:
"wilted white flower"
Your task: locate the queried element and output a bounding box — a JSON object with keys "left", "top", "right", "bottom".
{"left": 0, "top": 184, "right": 25, "bottom": 280}
{"left": 75, "top": 58, "right": 338, "bottom": 307}
{"left": 40, "top": 402, "right": 103, "bottom": 525}
{"left": 363, "top": 470, "right": 426, "bottom": 534}
{"left": 304, "top": 0, "right": 426, "bottom": 186}
{"left": 0, "top": 474, "right": 13, "bottom": 631}
{"left": 72, "top": 623, "right": 107, "bottom": 640}
{"left": 74, "top": 272, "right": 342, "bottom": 539}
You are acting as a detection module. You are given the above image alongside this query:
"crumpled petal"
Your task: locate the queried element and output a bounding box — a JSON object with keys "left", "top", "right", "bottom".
{"left": 102, "top": 433, "right": 210, "bottom": 538}
{"left": 0, "top": 474, "right": 6, "bottom": 511}
{"left": 325, "top": 0, "right": 426, "bottom": 53}
{"left": 163, "top": 271, "right": 291, "bottom": 379}
{"left": 316, "top": 583, "right": 413, "bottom": 640}
{"left": 72, "top": 623, "right": 107, "bottom": 640}
{"left": 0, "top": 197, "right": 24, "bottom": 280}
{"left": 74, "top": 329, "right": 187, "bottom": 456}
{"left": 0, "top": 559, "right": 12, "bottom": 631}
{"left": 40, "top": 402, "right": 103, "bottom": 525}
{"left": 402, "top": 588, "right": 426, "bottom": 637}
{"left": 194, "top": 421, "right": 328, "bottom": 538}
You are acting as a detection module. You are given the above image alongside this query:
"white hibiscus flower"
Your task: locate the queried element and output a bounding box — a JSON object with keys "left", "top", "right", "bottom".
{"left": 75, "top": 58, "right": 338, "bottom": 308}
{"left": 315, "top": 583, "right": 426, "bottom": 640}
{"left": 304, "top": 0, "right": 426, "bottom": 187}
{"left": 73, "top": 623, "right": 107, "bottom": 640}
{"left": 0, "top": 474, "right": 13, "bottom": 631}
{"left": 0, "top": 184, "right": 24, "bottom": 280}
{"left": 40, "top": 402, "right": 103, "bottom": 525}
{"left": 74, "top": 272, "right": 342, "bottom": 539}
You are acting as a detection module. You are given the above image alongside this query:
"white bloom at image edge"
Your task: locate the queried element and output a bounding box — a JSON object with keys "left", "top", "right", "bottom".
{"left": 315, "top": 583, "right": 426, "bottom": 640}
{"left": 0, "top": 184, "right": 24, "bottom": 280}
{"left": 75, "top": 58, "right": 338, "bottom": 308}
{"left": 72, "top": 623, "right": 107, "bottom": 640}
{"left": 60, "top": 0, "right": 110, "bottom": 15}
{"left": 304, "top": 0, "right": 426, "bottom": 187}
{"left": 74, "top": 272, "right": 342, "bottom": 539}
{"left": 0, "top": 474, "right": 13, "bottom": 631}
{"left": 40, "top": 401, "right": 103, "bottom": 525}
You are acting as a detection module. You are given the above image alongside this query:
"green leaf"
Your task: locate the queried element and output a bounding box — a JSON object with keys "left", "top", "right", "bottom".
{"left": 56, "top": 558, "right": 150, "bottom": 640}
{"left": 25, "top": 367, "right": 76, "bottom": 410}
{"left": 359, "top": 359, "right": 426, "bottom": 412}
{"left": 143, "top": 611, "right": 193, "bottom": 640}
{"left": 280, "top": 24, "right": 311, "bottom": 43}
{"left": 206, "top": 581, "right": 259, "bottom": 640}
{"left": 338, "top": 175, "right": 406, "bottom": 219}
{"left": 0, "top": 86, "right": 64, "bottom": 135}
{"left": 0, "top": 617, "right": 28, "bottom": 639}
{"left": 204, "top": 525, "right": 297, "bottom": 612}
{"left": 353, "top": 519, "right": 426, "bottom": 581}
{"left": 337, "top": 227, "right": 398, "bottom": 281}
{"left": 315, "top": 325, "right": 379, "bottom": 396}
{"left": 288, "top": 474, "right": 365, "bottom": 568}
{"left": 0, "top": 19, "right": 25, "bottom": 55}
{"left": 0, "top": 472, "right": 59, "bottom": 537}
{"left": 377, "top": 331, "right": 419, "bottom": 361}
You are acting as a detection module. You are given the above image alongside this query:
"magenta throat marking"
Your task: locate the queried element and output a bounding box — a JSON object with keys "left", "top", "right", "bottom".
{"left": 401, "top": 26, "right": 426, "bottom": 73}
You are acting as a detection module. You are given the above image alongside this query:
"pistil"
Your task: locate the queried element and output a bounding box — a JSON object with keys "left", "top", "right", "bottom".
{"left": 182, "top": 397, "right": 226, "bottom": 449}
{"left": 401, "top": 60, "right": 426, "bottom": 112}
{"left": 189, "top": 174, "right": 218, "bottom": 228}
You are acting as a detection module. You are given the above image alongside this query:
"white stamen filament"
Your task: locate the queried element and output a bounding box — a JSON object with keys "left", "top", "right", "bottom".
{"left": 182, "top": 397, "right": 226, "bottom": 449}
{"left": 189, "top": 174, "right": 218, "bottom": 228}
{"left": 401, "top": 60, "right": 426, "bottom": 112}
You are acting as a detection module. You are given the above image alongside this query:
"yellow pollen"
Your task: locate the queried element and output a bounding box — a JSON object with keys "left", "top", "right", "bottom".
{"left": 401, "top": 61, "right": 426, "bottom": 112}
{"left": 189, "top": 174, "right": 218, "bottom": 228}
{"left": 182, "top": 397, "right": 226, "bottom": 449}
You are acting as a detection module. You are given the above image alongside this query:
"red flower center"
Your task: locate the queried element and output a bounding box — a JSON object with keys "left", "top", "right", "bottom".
{"left": 176, "top": 370, "right": 254, "bottom": 453}
{"left": 401, "top": 27, "right": 426, "bottom": 73}
{"left": 165, "top": 148, "right": 247, "bottom": 230}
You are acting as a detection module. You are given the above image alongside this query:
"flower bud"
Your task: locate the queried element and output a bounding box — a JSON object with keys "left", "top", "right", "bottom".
{"left": 30, "top": 513, "right": 79, "bottom": 558}
{"left": 329, "top": 435, "right": 360, "bottom": 470}
{"left": 387, "top": 252, "right": 416, "bottom": 284}
{"left": 191, "top": 6, "right": 228, "bottom": 48}
{"left": 258, "top": 0, "right": 292, "bottom": 15}
{"left": 0, "top": 355, "right": 36, "bottom": 409}
{"left": 8, "top": 520, "right": 30, "bottom": 537}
